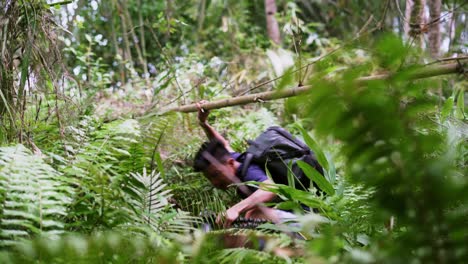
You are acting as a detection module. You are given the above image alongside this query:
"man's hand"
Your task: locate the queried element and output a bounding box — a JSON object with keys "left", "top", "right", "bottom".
{"left": 196, "top": 100, "right": 210, "bottom": 124}
{"left": 216, "top": 207, "right": 240, "bottom": 228}
{"left": 195, "top": 100, "right": 234, "bottom": 152}
{"left": 215, "top": 182, "right": 277, "bottom": 228}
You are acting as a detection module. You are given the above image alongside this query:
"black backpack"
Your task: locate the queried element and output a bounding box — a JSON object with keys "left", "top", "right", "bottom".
{"left": 240, "top": 126, "right": 324, "bottom": 192}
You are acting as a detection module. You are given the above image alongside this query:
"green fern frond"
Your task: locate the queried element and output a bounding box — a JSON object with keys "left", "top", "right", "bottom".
{"left": 174, "top": 183, "right": 234, "bottom": 217}
{"left": 139, "top": 113, "right": 176, "bottom": 171}
{"left": 59, "top": 117, "right": 197, "bottom": 234}
{"left": 62, "top": 118, "right": 148, "bottom": 231}
{"left": 0, "top": 145, "right": 72, "bottom": 247}
{"left": 128, "top": 169, "right": 198, "bottom": 234}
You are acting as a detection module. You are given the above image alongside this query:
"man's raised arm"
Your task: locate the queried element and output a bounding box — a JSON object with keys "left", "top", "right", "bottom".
{"left": 197, "top": 102, "right": 233, "bottom": 152}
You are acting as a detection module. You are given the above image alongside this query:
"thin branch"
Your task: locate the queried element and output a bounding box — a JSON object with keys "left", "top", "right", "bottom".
{"left": 357, "top": 15, "right": 375, "bottom": 36}
{"left": 425, "top": 55, "right": 468, "bottom": 65}
{"left": 146, "top": 22, "right": 186, "bottom": 105}
{"left": 238, "top": 7, "right": 385, "bottom": 97}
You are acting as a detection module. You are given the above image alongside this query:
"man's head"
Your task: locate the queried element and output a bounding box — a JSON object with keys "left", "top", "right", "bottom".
{"left": 193, "top": 140, "right": 239, "bottom": 190}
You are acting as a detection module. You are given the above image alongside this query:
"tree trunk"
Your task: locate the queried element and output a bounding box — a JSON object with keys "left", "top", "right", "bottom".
{"left": 108, "top": 2, "right": 126, "bottom": 83}
{"left": 410, "top": 0, "right": 426, "bottom": 48}
{"left": 197, "top": 0, "right": 206, "bottom": 33}
{"left": 404, "top": 0, "right": 413, "bottom": 39}
{"left": 404, "top": 0, "right": 426, "bottom": 48}
{"left": 138, "top": 0, "right": 148, "bottom": 76}
{"left": 165, "top": 0, "right": 173, "bottom": 42}
{"left": 0, "top": 0, "right": 18, "bottom": 139}
{"left": 265, "top": 0, "right": 281, "bottom": 45}
{"left": 122, "top": 0, "right": 149, "bottom": 84}
{"left": 161, "top": 62, "right": 466, "bottom": 114}
{"left": 117, "top": 1, "right": 133, "bottom": 75}
{"left": 448, "top": 5, "right": 458, "bottom": 52}
{"left": 428, "top": 0, "right": 441, "bottom": 58}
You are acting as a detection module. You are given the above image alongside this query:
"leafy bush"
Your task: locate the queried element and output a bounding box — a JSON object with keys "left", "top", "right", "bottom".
{"left": 297, "top": 34, "right": 468, "bottom": 263}
{"left": 59, "top": 118, "right": 194, "bottom": 234}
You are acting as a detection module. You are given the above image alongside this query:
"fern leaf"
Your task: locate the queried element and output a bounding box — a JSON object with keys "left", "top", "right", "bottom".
{"left": 0, "top": 145, "right": 71, "bottom": 246}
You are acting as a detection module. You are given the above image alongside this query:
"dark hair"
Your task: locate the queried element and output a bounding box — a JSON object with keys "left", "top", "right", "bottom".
{"left": 193, "top": 139, "right": 231, "bottom": 172}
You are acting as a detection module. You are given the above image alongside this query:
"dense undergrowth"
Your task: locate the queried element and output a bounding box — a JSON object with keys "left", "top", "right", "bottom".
{"left": 0, "top": 1, "right": 466, "bottom": 263}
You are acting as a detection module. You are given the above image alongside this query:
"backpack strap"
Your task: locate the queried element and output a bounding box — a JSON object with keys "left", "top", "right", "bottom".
{"left": 240, "top": 152, "right": 254, "bottom": 179}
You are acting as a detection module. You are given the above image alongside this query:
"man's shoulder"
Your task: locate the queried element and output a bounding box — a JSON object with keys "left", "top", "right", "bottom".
{"left": 231, "top": 152, "right": 268, "bottom": 182}
{"left": 242, "top": 162, "right": 268, "bottom": 182}
{"left": 230, "top": 152, "right": 242, "bottom": 160}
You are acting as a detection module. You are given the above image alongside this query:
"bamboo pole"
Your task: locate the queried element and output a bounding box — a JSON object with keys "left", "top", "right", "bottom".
{"left": 160, "top": 61, "right": 466, "bottom": 114}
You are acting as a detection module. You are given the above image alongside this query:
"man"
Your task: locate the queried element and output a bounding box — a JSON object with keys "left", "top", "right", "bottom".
{"left": 193, "top": 103, "right": 296, "bottom": 228}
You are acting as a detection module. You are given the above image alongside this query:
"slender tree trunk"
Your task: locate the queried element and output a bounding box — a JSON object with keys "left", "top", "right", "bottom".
{"left": 265, "top": 0, "right": 281, "bottom": 45}
{"left": 197, "top": 0, "right": 206, "bottom": 33}
{"left": 1, "top": 0, "right": 18, "bottom": 140}
{"left": 397, "top": 5, "right": 403, "bottom": 36}
{"left": 0, "top": 5, "right": 13, "bottom": 116}
{"left": 428, "top": 0, "right": 441, "bottom": 58}
{"left": 404, "top": 0, "right": 413, "bottom": 39}
{"left": 448, "top": 5, "right": 459, "bottom": 52}
{"left": 122, "top": 0, "right": 149, "bottom": 84}
{"left": 410, "top": 0, "right": 426, "bottom": 48}
{"left": 117, "top": 1, "right": 133, "bottom": 76}
{"left": 165, "top": 0, "right": 173, "bottom": 42}
{"left": 109, "top": 2, "right": 126, "bottom": 83}
{"left": 427, "top": 0, "right": 442, "bottom": 101}
{"left": 404, "top": 0, "right": 426, "bottom": 48}
{"left": 138, "top": 0, "right": 148, "bottom": 76}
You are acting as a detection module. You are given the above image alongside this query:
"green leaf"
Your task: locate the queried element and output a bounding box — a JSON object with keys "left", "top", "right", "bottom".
{"left": 441, "top": 96, "right": 454, "bottom": 121}
{"left": 85, "top": 34, "right": 93, "bottom": 43}
{"left": 0, "top": 144, "right": 71, "bottom": 242}
{"left": 0, "top": 89, "right": 14, "bottom": 124}
{"left": 286, "top": 160, "right": 295, "bottom": 189}
{"left": 295, "top": 125, "right": 330, "bottom": 172}
{"left": 259, "top": 183, "right": 327, "bottom": 209}
{"left": 326, "top": 152, "right": 337, "bottom": 184}
{"left": 455, "top": 88, "right": 465, "bottom": 120}
{"left": 275, "top": 200, "right": 303, "bottom": 211}
{"left": 155, "top": 152, "right": 165, "bottom": 179}
{"left": 297, "top": 160, "right": 335, "bottom": 195}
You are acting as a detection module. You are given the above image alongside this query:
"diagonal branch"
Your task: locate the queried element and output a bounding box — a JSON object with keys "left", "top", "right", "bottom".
{"left": 160, "top": 61, "right": 466, "bottom": 114}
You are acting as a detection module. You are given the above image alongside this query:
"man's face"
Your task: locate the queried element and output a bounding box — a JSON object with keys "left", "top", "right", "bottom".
{"left": 204, "top": 162, "right": 237, "bottom": 190}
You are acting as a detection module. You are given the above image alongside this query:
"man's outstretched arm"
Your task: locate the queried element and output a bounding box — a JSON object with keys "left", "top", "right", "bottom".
{"left": 197, "top": 102, "right": 233, "bottom": 152}
{"left": 218, "top": 179, "right": 277, "bottom": 227}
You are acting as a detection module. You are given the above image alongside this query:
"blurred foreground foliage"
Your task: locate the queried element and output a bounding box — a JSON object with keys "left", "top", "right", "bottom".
{"left": 0, "top": 0, "right": 466, "bottom": 263}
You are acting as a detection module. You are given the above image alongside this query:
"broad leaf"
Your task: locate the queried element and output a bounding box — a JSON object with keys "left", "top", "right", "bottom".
{"left": 297, "top": 160, "right": 335, "bottom": 195}
{"left": 296, "top": 125, "right": 330, "bottom": 173}
{"left": 441, "top": 96, "right": 454, "bottom": 121}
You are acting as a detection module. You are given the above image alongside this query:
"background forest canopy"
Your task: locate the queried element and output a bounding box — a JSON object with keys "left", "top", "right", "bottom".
{"left": 0, "top": 0, "right": 467, "bottom": 263}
